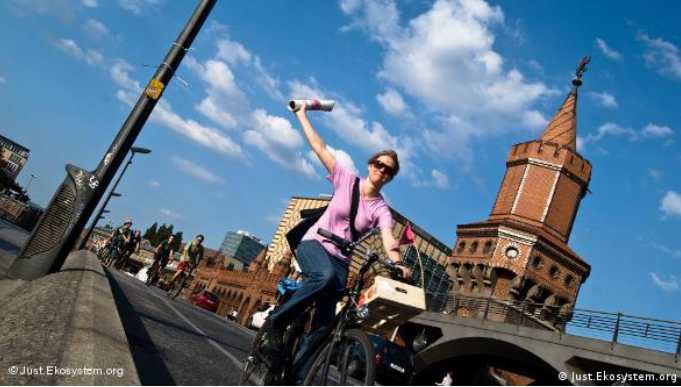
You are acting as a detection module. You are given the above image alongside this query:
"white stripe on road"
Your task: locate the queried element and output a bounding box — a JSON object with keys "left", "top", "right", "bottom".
{"left": 148, "top": 288, "right": 244, "bottom": 370}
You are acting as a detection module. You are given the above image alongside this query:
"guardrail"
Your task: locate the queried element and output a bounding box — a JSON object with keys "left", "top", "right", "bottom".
{"left": 425, "top": 292, "right": 681, "bottom": 359}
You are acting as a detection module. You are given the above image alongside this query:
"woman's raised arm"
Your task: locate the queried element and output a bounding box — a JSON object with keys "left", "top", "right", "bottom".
{"left": 294, "top": 103, "right": 336, "bottom": 172}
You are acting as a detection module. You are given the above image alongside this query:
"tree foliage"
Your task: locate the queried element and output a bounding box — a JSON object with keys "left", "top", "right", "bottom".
{"left": 144, "top": 222, "right": 182, "bottom": 250}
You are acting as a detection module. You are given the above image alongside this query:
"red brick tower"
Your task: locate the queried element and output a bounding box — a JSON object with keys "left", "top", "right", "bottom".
{"left": 448, "top": 58, "right": 593, "bottom": 320}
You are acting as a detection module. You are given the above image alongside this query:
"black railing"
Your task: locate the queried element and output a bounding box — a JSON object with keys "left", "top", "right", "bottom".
{"left": 425, "top": 292, "right": 681, "bottom": 359}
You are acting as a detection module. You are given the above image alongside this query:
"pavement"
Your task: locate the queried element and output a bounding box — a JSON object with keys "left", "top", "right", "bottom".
{"left": 0, "top": 250, "right": 139, "bottom": 385}
{"left": 106, "top": 269, "right": 256, "bottom": 385}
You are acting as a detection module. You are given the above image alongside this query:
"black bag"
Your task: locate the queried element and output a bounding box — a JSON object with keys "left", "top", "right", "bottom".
{"left": 286, "top": 177, "right": 360, "bottom": 256}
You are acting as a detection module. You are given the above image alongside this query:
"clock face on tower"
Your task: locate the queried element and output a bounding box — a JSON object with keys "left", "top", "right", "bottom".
{"left": 502, "top": 242, "right": 522, "bottom": 260}
{"left": 505, "top": 247, "right": 519, "bottom": 259}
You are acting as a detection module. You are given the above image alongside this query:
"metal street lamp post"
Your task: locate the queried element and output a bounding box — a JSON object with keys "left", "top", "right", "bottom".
{"left": 77, "top": 147, "right": 151, "bottom": 249}
{"left": 25, "top": 173, "right": 37, "bottom": 191}
{"left": 8, "top": 0, "right": 216, "bottom": 280}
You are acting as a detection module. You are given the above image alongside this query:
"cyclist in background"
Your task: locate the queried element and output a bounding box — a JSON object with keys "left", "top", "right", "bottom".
{"left": 148, "top": 235, "right": 175, "bottom": 286}
{"left": 105, "top": 220, "right": 132, "bottom": 267}
{"left": 167, "top": 234, "right": 204, "bottom": 288}
{"left": 120, "top": 229, "right": 142, "bottom": 270}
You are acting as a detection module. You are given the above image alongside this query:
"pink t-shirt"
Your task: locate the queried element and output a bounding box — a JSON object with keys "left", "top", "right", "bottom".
{"left": 303, "top": 162, "right": 394, "bottom": 264}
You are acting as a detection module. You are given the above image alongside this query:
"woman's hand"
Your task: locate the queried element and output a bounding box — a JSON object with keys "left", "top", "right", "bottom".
{"left": 396, "top": 264, "right": 412, "bottom": 279}
{"left": 294, "top": 100, "right": 308, "bottom": 116}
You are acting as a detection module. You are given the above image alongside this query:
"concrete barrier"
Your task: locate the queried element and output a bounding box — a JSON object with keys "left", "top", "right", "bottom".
{"left": 0, "top": 250, "right": 140, "bottom": 385}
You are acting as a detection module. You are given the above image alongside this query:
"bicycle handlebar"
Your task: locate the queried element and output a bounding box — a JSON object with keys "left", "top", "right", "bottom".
{"left": 317, "top": 228, "right": 406, "bottom": 282}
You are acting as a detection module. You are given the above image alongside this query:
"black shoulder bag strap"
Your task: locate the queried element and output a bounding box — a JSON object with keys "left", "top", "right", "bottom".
{"left": 349, "top": 177, "right": 360, "bottom": 242}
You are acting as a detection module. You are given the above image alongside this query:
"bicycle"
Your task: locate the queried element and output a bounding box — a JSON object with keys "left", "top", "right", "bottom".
{"left": 240, "top": 227, "right": 408, "bottom": 386}
{"left": 167, "top": 263, "right": 193, "bottom": 300}
{"left": 146, "top": 256, "right": 166, "bottom": 287}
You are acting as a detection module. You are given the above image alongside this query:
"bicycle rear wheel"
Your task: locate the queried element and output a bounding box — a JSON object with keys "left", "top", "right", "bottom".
{"left": 303, "top": 329, "right": 375, "bottom": 386}
{"left": 168, "top": 276, "right": 185, "bottom": 299}
{"left": 240, "top": 320, "right": 277, "bottom": 386}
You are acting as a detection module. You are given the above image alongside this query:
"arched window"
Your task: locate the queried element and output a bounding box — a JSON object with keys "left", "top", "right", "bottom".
{"left": 469, "top": 241, "right": 479, "bottom": 254}
{"left": 483, "top": 241, "right": 493, "bottom": 254}
{"left": 457, "top": 241, "right": 466, "bottom": 254}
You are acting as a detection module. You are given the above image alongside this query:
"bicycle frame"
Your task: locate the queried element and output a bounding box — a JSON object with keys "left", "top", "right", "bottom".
{"left": 289, "top": 248, "right": 382, "bottom": 382}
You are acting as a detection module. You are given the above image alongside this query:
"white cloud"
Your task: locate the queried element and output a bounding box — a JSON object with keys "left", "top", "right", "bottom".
{"left": 340, "top": 0, "right": 556, "bottom": 170}
{"left": 649, "top": 169, "right": 661, "bottom": 181}
{"left": 119, "top": 0, "right": 161, "bottom": 15}
{"left": 660, "top": 191, "right": 681, "bottom": 219}
{"left": 0, "top": 76, "right": 5, "bottom": 84}
{"left": 642, "top": 123, "right": 673, "bottom": 138}
{"left": 215, "top": 38, "right": 284, "bottom": 101}
{"left": 112, "top": 60, "right": 245, "bottom": 160}
{"left": 307, "top": 146, "right": 359, "bottom": 175}
{"left": 186, "top": 57, "right": 244, "bottom": 130}
{"left": 110, "top": 60, "right": 142, "bottom": 92}
{"left": 650, "top": 272, "right": 679, "bottom": 292}
{"left": 244, "top": 109, "right": 318, "bottom": 180}
{"left": 55, "top": 38, "right": 103, "bottom": 66}
{"left": 376, "top": 89, "right": 410, "bottom": 117}
{"left": 84, "top": 19, "right": 109, "bottom": 40}
{"left": 587, "top": 91, "right": 618, "bottom": 108}
{"left": 639, "top": 33, "right": 681, "bottom": 81}
{"left": 429, "top": 169, "right": 450, "bottom": 188}
{"left": 159, "top": 208, "right": 183, "bottom": 220}
{"left": 149, "top": 180, "right": 161, "bottom": 188}
{"left": 594, "top": 38, "right": 622, "bottom": 60}
{"left": 82, "top": 0, "right": 98, "bottom": 7}
{"left": 171, "top": 156, "right": 226, "bottom": 185}
{"left": 580, "top": 122, "right": 673, "bottom": 151}
{"left": 651, "top": 243, "right": 681, "bottom": 259}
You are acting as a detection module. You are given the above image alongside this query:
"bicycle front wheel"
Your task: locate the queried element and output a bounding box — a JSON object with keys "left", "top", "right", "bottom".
{"left": 240, "top": 320, "right": 277, "bottom": 386}
{"left": 304, "top": 329, "right": 375, "bottom": 386}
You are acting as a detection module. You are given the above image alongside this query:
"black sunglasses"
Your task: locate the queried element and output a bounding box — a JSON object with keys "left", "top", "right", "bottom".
{"left": 371, "top": 160, "right": 396, "bottom": 176}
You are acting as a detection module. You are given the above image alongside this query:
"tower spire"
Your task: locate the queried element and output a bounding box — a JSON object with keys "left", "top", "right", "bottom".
{"left": 539, "top": 56, "right": 591, "bottom": 151}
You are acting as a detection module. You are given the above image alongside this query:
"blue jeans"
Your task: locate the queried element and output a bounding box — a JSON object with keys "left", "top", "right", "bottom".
{"left": 268, "top": 240, "right": 348, "bottom": 378}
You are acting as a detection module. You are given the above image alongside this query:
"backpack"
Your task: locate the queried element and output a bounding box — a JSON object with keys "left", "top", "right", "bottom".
{"left": 286, "top": 177, "right": 360, "bottom": 257}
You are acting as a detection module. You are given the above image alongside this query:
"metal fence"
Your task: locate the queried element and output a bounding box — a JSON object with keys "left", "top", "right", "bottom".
{"left": 425, "top": 292, "right": 681, "bottom": 359}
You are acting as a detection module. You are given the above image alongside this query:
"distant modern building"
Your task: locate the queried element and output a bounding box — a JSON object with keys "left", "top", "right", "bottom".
{"left": 0, "top": 135, "right": 30, "bottom": 180}
{"left": 219, "top": 230, "right": 266, "bottom": 266}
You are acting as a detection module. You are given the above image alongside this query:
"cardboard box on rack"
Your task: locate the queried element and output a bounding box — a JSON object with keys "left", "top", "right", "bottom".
{"left": 357, "top": 276, "right": 426, "bottom": 334}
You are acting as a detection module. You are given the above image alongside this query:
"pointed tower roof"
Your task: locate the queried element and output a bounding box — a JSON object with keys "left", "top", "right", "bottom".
{"left": 539, "top": 56, "right": 591, "bottom": 151}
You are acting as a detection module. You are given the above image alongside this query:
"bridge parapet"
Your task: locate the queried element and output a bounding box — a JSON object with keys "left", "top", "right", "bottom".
{"left": 426, "top": 292, "right": 681, "bottom": 357}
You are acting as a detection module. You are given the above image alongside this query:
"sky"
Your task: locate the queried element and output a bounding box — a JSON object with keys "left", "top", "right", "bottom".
{"left": 1, "top": 0, "right": 680, "bottom": 322}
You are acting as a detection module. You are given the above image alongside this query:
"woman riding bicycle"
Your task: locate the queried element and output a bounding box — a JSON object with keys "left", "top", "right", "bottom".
{"left": 260, "top": 102, "right": 412, "bottom": 372}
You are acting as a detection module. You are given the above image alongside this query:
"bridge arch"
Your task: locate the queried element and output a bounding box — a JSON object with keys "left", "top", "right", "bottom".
{"left": 416, "top": 336, "right": 563, "bottom": 385}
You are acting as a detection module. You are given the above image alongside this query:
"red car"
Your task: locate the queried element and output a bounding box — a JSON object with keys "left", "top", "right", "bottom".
{"left": 190, "top": 290, "right": 220, "bottom": 313}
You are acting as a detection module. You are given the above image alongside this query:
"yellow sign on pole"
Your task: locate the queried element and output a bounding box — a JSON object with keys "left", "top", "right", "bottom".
{"left": 145, "top": 78, "right": 165, "bottom": 100}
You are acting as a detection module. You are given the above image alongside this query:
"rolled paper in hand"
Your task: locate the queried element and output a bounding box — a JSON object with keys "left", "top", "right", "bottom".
{"left": 288, "top": 99, "right": 335, "bottom": 112}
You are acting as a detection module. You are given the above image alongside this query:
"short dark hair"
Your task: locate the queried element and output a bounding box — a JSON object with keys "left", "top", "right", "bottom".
{"left": 368, "top": 150, "right": 400, "bottom": 176}
{"left": 196, "top": 234, "right": 204, "bottom": 240}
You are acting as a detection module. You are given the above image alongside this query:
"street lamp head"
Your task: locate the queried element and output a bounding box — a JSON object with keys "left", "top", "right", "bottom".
{"left": 111, "top": 192, "right": 122, "bottom": 197}
{"left": 102, "top": 210, "right": 111, "bottom": 214}
{"left": 131, "top": 146, "right": 152, "bottom": 154}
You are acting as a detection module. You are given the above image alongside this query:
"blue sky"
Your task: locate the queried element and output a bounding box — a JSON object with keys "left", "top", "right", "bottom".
{"left": 1, "top": 0, "right": 680, "bottom": 321}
